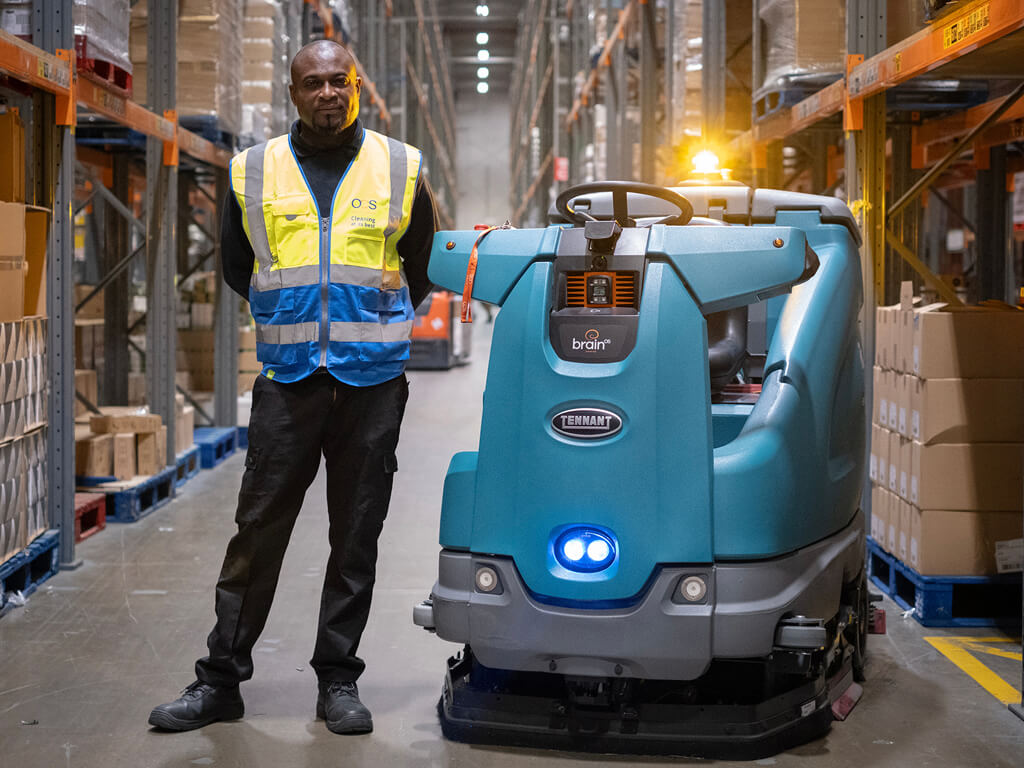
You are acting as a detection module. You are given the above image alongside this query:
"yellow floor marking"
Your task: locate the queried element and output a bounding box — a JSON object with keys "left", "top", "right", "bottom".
{"left": 924, "top": 636, "right": 1022, "bottom": 706}
{"left": 960, "top": 641, "right": 1023, "bottom": 663}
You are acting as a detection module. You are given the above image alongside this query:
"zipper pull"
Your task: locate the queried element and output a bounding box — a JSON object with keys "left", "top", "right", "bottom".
{"left": 321, "top": 217, "right": 329, "bottom": 231}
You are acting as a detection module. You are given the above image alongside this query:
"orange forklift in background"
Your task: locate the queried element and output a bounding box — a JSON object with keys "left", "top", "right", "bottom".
{"left": 408, "top": 290, "right": 473, "bottom": 369}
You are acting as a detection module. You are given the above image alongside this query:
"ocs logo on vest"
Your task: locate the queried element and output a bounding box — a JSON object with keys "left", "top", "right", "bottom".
{"left": 350, "top": 198, "right": 382, "bottom": 210}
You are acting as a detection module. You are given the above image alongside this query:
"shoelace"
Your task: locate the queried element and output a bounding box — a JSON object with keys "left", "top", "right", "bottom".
{"left": 181, "top": 682, "right": 213, "bottom": 700}
{"left": 324, "top": 681, "right": 357, "bottom": 697}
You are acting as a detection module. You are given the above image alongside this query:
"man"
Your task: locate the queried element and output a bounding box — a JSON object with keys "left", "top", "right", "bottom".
{"left": 149, "top": 40, "right": 436, "bottom": 735}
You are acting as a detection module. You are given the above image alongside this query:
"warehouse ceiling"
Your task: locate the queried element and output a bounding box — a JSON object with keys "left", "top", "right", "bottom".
{"left": 434, "top": 0, "right": 520, "bottom": 99}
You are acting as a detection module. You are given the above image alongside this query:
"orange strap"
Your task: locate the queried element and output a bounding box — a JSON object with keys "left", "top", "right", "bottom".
{"left": 460, "top": 225, "right": 504, "bottom": 323}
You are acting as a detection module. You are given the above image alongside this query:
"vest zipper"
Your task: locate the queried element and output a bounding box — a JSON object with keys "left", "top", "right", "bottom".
{"left": 319, "top": 216, "right": 330, "bottom": 367}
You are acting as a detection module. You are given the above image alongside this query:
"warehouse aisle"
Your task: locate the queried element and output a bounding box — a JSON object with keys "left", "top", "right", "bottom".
{"left": 0, "top": 320, "right": 1021, "bottom": 768}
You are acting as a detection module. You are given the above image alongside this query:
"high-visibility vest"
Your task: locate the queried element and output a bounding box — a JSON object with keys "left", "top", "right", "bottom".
{"left": 230, "top": 127, "right": 422, "bottom": 386}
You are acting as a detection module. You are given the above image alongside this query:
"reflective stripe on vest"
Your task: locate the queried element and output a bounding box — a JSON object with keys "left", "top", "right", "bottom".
{"left": 230, "top": 128, "right": 422, "bottom": 381}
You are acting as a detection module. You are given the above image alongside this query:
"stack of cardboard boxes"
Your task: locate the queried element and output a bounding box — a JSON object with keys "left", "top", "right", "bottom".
{"left": 240, "top": 0, "right": 290, "bottom": 144}
{"left": 76, "top": 409, "right": 168, "bottom": 481}
{"left": 178, "top": 324, "right": 262, "bottom": 395}
{"left": 130, "top": 0, "right": 243, "bottom": 136}
{"left": 0, "top": 107, "right": 49, "bottom": 565}
{"left": 870, "top": 284, "right": 1024, "bottom": 576}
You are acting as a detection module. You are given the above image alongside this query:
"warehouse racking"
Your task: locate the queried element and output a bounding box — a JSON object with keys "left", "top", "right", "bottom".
{"left": 0, "top": 0, "right": 457, "bottom": 572}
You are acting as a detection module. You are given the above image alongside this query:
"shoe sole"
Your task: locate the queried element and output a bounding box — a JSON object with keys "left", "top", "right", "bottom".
{"left": 316, "top": 700, "right": 373, "bottom": 735}
{"left": 148, "top": 705, "right": 244, "bottom": 732}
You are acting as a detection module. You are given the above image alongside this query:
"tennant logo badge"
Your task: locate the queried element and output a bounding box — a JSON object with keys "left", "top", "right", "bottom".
{"left": 551, "top": 408, "right": 623, "bottom": 440}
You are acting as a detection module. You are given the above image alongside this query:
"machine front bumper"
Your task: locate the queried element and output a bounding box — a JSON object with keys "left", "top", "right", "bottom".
{"left": 421, "top": 510, "right": 864, "bottom": 680}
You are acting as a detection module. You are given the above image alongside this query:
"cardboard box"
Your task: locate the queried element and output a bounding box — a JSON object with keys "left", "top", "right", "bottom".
{"left": 128, "top": 372, "right": 147, "bottom": 406}
{"left": 23, "top": 207, "right": 46, "bottom": 317}
{"left": 912, "top": 304, "right": 1024, "bottom": 379}
{"left": 0, "top": 320, "right": 20, "bottom": 363}
{"left": 156, "top": 425, "right": 168, "bottom": 470}
{"left": 886, "top": 492, "right": 898, "bottom": 555}
{"left": 874, "top": 367, "right": 892, "bottom": 428}
{"left": 910, "top": 377, "right": 1024, "bottom": 444}
{"left": 0, "top": 201, "right": 26, "bottom": 261}
{"left": 113, "top": 433, "right": 136, "bottom": 480}
{"left": 90, "top": 410, "right": 163, "bottom": 435}
{"left": 75, "top": 431, "right": 113, "bottom": 478}
{"left": 910, "top": 508, "right": 1022, "bottom": 576}
{"left": 136, "top": 431, "right": 158, "bottom": 476}
{"left": 190, "top": 302, "right": 214, "bottom": 328}
{"left": 870, "top": 484, "right": 888, "bottom": 545}
{"left": 869, "top": 424, "right": 885, "bottom": 483}
{"left": 0, "top": 260, "right": 25, "bottom": 323}
{"left": 887, "top": 429, "right": 900, "bottom": 494}
{"left": 911, "top": 442, "right": 1024, "bottom": 511}
{"left": 898, "top": 435, "right": 912, "bottom": 501}
{"left": 75, "top": 285, "right": 104, "bottom": 320}
{"left": 0, "top": 108, "right": 25, "bottom": 203}
{"left": 74, "top": 320, "right": 105, "bottom": 369}
{"left": 895, "top": 373, "right": 911, "bottom": 437}
{"left": 874, "top": 305, "right": 898, "bottom": 370}
{"left": 897, "top": 498, "right": 912, "bottom": 562}
{"left": 74, "top": 369, "right": 99, "bottom": 417}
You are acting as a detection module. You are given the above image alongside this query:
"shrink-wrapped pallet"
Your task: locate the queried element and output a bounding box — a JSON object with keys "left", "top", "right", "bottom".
{"left": 130, "top": 0, "right": 242, "bottom": 136}
{"left": 74, "top": 0, "right": 132, "bottom": 73}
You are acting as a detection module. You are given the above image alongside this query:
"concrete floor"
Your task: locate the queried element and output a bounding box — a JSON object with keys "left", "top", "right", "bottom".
{"left": 1, "top": 320, "right": 1022, "bottom": 768}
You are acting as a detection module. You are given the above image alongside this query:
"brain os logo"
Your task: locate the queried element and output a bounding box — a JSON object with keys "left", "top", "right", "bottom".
{"left": 572, "top": 327, "right": 611, "bottom": 351}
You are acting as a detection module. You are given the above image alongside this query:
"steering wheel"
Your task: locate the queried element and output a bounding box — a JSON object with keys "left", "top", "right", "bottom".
{"left": 555, "top": 181, "right": 695, "bottom": 227}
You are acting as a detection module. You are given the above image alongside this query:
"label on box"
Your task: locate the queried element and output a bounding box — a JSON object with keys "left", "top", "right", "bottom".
{"left": 879, "top": 398, "right": 889, "bottom": 427}
{"left": 879, "top": 458, "right": 888, "bottom": 485}
{"left": 887, "top": 524, "right": 897, "bottom": 553}
{"left": 911, "top": 410, "right": 920, "bottom": 440}
{"left": 913, "top": 346, "right": 920, "bottom": 375}
{"left": 869, "top": 455, "right": 878, "bottom": 482}
{"left": 910, "top": 475, "right": 918, "bottom": 505}
{"left": 898, "top": 407, "right": 907, "bottom": 435}
{"left": 899, "top": 531, "right": 907, "bottom": 560}
{"left": 995, "top": 538, "right": 1023, "bottom": 574}
{"left": 889, "top": 464, "right": 897, "bottom": 492}
{"left": 888, "top": 402, "right": 898, "bottom": 428}
{"left": 899, "top": 470, "right": 907, "bottom": 499}
{"left": 910, "top": 537, "right": 919, "bottom": 568}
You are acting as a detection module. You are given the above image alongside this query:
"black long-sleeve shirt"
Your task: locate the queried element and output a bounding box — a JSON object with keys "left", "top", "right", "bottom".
{"left": 221, "top": 119, "right": 437, "bottom": 308}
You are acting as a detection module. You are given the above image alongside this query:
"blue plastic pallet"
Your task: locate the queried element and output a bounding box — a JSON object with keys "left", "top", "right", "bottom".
{"left": 0, "top": 530, "right": 60, "bottom": 610}
{"left": 866, "top": 537, "right": 1021, "bottom": 628}
{"left": 98, "top": 466, "right": 178, "bottom": 523}
{"left": 175, "top": 445, "right": 201, "bottom": 489}
{"left": 194, "top": 427, "right": 238, "bottom": 469}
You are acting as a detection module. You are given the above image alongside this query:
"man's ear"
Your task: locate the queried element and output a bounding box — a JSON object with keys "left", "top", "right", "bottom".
{"left": 288, "top": 82, "right": 297, "bottom": 106}
{"left": 354, "top": 76, "right": 363, "bottom": 95}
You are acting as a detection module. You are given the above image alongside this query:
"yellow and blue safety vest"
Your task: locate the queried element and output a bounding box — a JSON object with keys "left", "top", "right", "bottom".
{"left": 230, "top": 128, "right": 422, "bottom": 386}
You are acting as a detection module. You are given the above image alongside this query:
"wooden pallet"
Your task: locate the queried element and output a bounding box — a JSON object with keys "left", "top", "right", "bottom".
{"left": 866, "top": 537, "right": 1021, "bottom": 628}
{"left": 0, "top": 530, "right": 60, "bottom": 610}
{"left": 74, "top": 493, "right": 106, "bottom": 543}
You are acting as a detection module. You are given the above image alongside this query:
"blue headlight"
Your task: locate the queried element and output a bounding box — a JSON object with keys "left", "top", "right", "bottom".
{"left": 553, "top": 527, "right": 617, "bottom": 572}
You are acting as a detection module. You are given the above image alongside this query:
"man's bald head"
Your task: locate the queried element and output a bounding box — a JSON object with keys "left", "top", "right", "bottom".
{"left": 288, "top": 40, "right": 362, "bottom": 140}
{"left": 290, "top": 40, "right": 355, "bottom": 86}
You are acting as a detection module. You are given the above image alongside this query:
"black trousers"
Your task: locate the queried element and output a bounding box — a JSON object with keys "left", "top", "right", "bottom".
{"left": 195, "top": 372, "right": 409, "bottom": 687}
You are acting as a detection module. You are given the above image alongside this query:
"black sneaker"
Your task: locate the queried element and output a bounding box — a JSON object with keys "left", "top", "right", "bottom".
{"left": 148, "top": 681, "right": 244, "bottom": 731}
{"left": 316, "top": 681, "right": 373, "bottom": 734}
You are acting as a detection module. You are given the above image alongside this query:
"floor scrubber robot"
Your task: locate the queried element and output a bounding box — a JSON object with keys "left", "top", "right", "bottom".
{"left": 413, "top": 179, "right": 868, "bottom": 757}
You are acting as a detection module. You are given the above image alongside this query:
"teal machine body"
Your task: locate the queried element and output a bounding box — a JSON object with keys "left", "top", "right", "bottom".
{"left": 414, "top": 183, "right": 868, "bottom": 757}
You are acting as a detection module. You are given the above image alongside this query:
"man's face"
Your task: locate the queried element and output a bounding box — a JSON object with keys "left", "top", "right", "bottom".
{"left": 289, "top": 44, "right": 361, "bottom": 135}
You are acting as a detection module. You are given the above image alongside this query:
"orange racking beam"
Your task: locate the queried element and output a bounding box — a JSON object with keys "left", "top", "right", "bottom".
{"left": 915, "top": 91, "right": 1024, "bottom": 147}
{"left": 848, "top": 0, "right": 1024, "bottom": 100}
{"left": 0, "top": 30, "right": 71, "bottom": 96}
{"left": 566, "top": 1, "right": 636, "bottom": 129}
{"left": 752, "top": 78, "right": 847, "bottom": 145}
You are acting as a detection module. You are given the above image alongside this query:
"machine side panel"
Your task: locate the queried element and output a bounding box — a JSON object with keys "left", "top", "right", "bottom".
{"left": 438, "top": 451, "right": 478, "bottom": 550}
{"left": 714, "top": 222, "right": 864, "bottom": 557}
{"left": 470, "top": 261, "right": 714, "bottom": 602}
